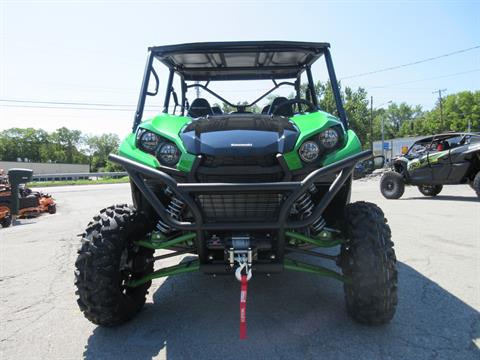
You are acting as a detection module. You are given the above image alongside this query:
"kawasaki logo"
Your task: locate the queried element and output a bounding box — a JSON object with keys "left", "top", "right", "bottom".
{"left": 231, "top": 143, "right": 253, "bottom": 147}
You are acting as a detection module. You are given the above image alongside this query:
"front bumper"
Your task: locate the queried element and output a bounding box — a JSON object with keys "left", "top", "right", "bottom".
{"left": 109, "top": 150, "right": 372, "bottom": 270}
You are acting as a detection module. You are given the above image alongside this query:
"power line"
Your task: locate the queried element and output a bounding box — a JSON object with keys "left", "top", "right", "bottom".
{"left": 0, "top": 98, "right": 162, "bottom": 108}
{"left": 0, "top": 104, "right": 164, "bottom": 112}
{"left": 340, "top": 45, "right": 480, "bottom": 80}
{"left": 1, "top": 104, "right": 135, "bottom": 112}
{"left": 367, "top": 68, "right": 480, "bottom": 89}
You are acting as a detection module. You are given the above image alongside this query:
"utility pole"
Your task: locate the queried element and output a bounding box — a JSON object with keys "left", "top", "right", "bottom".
{"left": 381, "top": 114, "right": 385, "bottom": 159}
{"left": 433, "top": 89, "right": 447, "bottom": 132}
{"left": 370, "top": 96, "right": 373, "bottom": 151}
{"left": 378, "top": 100, "right": 392, "bottom": 160}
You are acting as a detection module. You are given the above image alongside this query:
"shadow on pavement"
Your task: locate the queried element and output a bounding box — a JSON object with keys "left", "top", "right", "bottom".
{"left": 405, "top": 195, "right": 479, "bottom": 202}
{"left": 84, "top": 261, "right": 479, "bottom": 360}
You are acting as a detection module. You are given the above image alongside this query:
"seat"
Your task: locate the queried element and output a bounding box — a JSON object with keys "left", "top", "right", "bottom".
{"left": 188, "top": 98, "right": 213, "bottom": 118}
{"left": 268, "top": 96, "right": 293, "bottom": 117}
{"left": 211, "top": 106, "right": 223, "bottom": 115}
{"left": 261, "top": 105, "right": 270, "bottom": 114}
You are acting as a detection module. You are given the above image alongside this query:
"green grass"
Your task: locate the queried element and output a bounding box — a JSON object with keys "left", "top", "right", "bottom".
{"left": 28, "top": 176, "right": 130, "bottom": 188}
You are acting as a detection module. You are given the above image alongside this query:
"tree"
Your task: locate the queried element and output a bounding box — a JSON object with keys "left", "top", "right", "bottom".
{"left": 426, "top": 91, "right": 479, "bottom": 133}
{"left": 0, "top": 128, "right": 50, "bottom": 162}
{"left": 50, "top": 127, "right": 86, "bottom": 163}
{"left": 86, "top": 133, "right": 121, "bottom": 171}
{"left": 383, "top": 103, "right": 424, "bottom": 138}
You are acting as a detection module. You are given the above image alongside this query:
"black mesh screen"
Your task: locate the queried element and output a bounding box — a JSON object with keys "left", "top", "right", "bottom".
{"left": 196, "top": 192, "right": 284, "bottom": 222}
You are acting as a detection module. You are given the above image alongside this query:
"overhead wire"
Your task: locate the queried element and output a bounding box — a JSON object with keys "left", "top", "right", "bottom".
{"left": 340, "top": 45, "right": 480, "bottom": 80}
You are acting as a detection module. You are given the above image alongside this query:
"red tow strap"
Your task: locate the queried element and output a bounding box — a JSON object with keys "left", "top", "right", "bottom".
{"left": 239, "top": 274, "right": 248, "bottom": 340}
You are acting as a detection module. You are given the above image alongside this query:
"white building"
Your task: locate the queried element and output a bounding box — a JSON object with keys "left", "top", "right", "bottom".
{"left": 373, "top": 136, "right": 425, "bottom": 162}
{"left": 0, "top": 161, "right": 89, "bottom": 175}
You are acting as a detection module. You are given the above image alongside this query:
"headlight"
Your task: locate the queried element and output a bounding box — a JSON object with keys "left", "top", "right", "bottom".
{"left": 139, "top": 131, "right": 160, "bottom": 153}
{"left": 299, "top": 141, "right": 320, "bottom": 163}
{"left": 157, "top": 143, "right": 180, "bottom": 166}
{"left": 319, "top": 128, "right": 339, "bottom": 149}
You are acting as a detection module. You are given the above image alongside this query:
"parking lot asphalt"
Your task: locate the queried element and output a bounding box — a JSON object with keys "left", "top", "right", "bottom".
{"left": 0, "top": 180, "right": 479, "bottom": 360}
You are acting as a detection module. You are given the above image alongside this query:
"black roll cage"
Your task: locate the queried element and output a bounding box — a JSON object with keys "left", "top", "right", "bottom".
{"left": 132, "top": 46, "right": 348, "bottom": 132}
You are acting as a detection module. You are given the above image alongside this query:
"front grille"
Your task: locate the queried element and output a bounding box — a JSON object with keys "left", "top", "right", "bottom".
{"left": 197, "top": 172, "right": 283, "bottom": 183}
{"left": 202, "top": 154, "right": 277, "bottom": 167}
{"left": 196, "top": 193, "right": 284, "bottom": 222}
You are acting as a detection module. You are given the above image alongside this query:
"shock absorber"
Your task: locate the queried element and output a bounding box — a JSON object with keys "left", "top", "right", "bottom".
{"left": 294, "top": 183, "right": 326, "bottom": 236}
{"left": 156, "top": 187, "right": 185, "bottom": 235}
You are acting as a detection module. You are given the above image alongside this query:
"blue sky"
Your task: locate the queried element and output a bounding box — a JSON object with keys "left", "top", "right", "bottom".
{"left": 1, "top": 0, "right": 479, "bottom": 136}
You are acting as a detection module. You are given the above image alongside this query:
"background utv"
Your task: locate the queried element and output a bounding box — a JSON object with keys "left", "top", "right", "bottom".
{"left": 380, "top": 132, "right": 480, "bottom": 199}
{"left": 75, "top": 41, "right": 397, "bottom": 328}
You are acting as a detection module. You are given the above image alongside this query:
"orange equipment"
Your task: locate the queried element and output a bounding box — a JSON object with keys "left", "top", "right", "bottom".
{"left": 0, "top": 183, "right": 56, "bottom": 228}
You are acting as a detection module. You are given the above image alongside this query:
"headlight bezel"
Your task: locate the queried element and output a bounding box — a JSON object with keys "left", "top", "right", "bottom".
{"left": 299, "top": 140, "right": 321, "bottom": 163}
{"left": 318, "top": 128, "right": 340, "bottom": 149}
{"left": 157, "top": 142, "right": 180, "bottom": 167}
{"left": 136, "top": 128, "right": 181, "bottom": 167}
{"left": 137, "top": 130, "right": 160, "bottom": 154}
{"left": 297, "top": 125, "right": 345, "bottom": 164}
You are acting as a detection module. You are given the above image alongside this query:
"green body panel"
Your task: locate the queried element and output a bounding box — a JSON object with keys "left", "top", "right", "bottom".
{"left": 283, "top": 111, "right": 341, "bottom": 170}
{"left": 118, "top": 114, "right": 196, "bottom": 171}
{"left": 118, "top": 133, "right": 161, "bottom": 168}
{"left": 118, "top": 111, "right": 362, "bottom": 174}
{"left": 284, "top": 112, "right": 362, "bottom": 170}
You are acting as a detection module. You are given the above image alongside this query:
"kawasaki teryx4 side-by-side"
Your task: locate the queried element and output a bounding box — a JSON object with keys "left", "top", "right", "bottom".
{"left": 380, "top": 132, "right": 480, "bottom": 199}
{"left": 75, "top": 41, "right": 397, "bottom": 330}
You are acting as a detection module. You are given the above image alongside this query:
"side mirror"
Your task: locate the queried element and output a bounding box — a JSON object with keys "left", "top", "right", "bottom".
{"left": 372, "top": 155, "right": 385, "bottom": 169}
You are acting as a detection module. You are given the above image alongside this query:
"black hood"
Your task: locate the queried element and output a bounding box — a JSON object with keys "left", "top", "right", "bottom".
{"left": 180, "top": 115, "right": 299, "bottom": 157}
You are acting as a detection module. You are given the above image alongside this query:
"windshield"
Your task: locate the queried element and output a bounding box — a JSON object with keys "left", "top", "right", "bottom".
{"left": 407, "top": 143, "right": 428, "bottom": 157}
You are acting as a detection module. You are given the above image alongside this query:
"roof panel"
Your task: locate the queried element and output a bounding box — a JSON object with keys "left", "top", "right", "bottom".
{"left": 149, "top": 41, "right": 329, "bottom": 80}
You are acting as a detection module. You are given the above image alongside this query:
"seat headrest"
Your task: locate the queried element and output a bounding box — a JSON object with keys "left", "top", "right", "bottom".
{"left": 269, "top": 97, "right": 293, "bottom": 117}
{"left": 188, "top": 98, "right": 213, "bottom": 118}
{"left": 211, "top": 106, "right": 223, "bottom": 115}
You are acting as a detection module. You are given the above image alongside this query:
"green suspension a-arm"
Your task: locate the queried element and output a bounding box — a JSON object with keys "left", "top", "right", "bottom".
{"left": 126, "top": 260, "right": 199, "bottom": 287}
{"left": 284, "top": 259, "right": 350, "bottom": 283}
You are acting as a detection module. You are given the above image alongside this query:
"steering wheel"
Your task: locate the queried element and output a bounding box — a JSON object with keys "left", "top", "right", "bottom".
{"left": 271, "top": 99, "right": 317, "bottom": 116}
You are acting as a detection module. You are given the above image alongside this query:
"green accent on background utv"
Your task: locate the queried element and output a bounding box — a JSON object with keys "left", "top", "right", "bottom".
{"left": 283, "top": 111, "right": 362, "bottom": 170}
{"left": 407, "top": 149, "right": 449, "bottom": 171}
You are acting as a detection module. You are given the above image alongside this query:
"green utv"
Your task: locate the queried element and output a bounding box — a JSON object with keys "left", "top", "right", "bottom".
{"left": 75, "top": 41, "right": 397, "bottom": 328}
